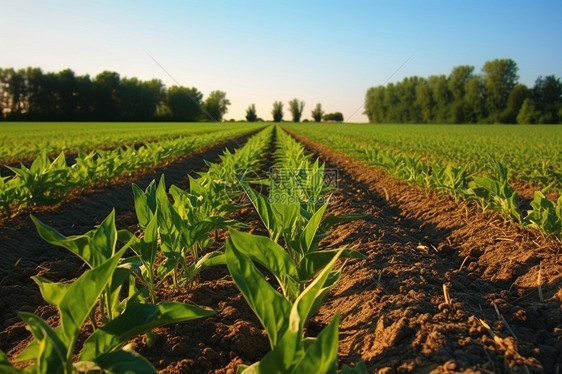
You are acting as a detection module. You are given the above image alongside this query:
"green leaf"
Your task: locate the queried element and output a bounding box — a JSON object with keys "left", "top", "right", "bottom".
{"left": 32, "top": 277, "right": 71, "bottom": 306}
{"left": 321, "top": 213, "right": 366, "bottom": 230}
{"left": 300, "top": 202, "right": 328, "bottom": 253}
{"left": 225, "top": 239, "right": 291, "bottom": 348}
{"left": 18, "top": 312, "right": 67, "bottom": 374}
{"left": 292, "top": 313, "right": 340, "bottom": 374}
{"left": 0, "top": 349, "right": 22, "bottom": 374}
{"left": 59, "top": 247, "right": 126, "bottom": 347}
{"left": 92, "top": 349, "right": 157, "bottom": 374}
{"left": 298, "top": 249, "right": 366, "bottom": 281}
{"left": 294, "top": 249, "right": 343, "bottom": 332}
{"left": 80, "top": 301, "right": 214, "bottom": 361}
{"left": 31, "top": 210, "right": 117, "bottom": 268}
{"left": 132, "top": 180, "right": 157, "bottom": 228}
{"left": 229, "top": 230, "right": 299, "bottom": 296}
{"left": 91, "top": 209, "right": 118, "bottom": 261}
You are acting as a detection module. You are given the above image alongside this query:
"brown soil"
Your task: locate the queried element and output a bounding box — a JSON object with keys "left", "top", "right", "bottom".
{"left": 287, "top": 128, "right": 562, "bottom": 373}
{"left": 1, "top": 128, "right": 561, "bottom": 374}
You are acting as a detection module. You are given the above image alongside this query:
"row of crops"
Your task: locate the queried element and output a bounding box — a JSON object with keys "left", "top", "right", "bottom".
{"left": 284, "top": 123, "right": 562, "bottom": 188}
{"left": 285, "top": 123, "right": 562, "bottom": 239}
{"left": 0, "top": 125, "right": 367, "bottom": 373}
{"left": 0, "top": 124, "right": 261, "bottom": 217}
{"left": 0, "top": 122, "right": 262, "bottom": 164}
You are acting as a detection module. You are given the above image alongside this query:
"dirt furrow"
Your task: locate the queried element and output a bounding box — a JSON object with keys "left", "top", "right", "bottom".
{"left": 286, "top": 128, "right": 561, "bottom": 373}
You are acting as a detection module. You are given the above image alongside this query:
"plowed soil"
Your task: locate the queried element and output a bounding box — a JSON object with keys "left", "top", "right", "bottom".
{"left": 1, "top": 129, "right": 561, "bottom": 374}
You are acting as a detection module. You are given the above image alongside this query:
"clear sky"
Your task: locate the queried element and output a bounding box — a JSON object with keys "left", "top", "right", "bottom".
{"left": 1, "top": 0, "right": 561, "bottom": 122}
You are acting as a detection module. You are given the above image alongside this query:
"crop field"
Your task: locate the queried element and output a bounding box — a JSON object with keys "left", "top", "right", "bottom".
{"left": 0, "top": 123, "right": 561, "bottom": 373}
{"left": 0, "top": 122, "right": 262, "bottom": 164}
{"left": 284, "top": 123, "right": 562, "bottom": 188}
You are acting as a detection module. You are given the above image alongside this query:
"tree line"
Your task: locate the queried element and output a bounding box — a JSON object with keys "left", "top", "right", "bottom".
{"left": 364, "top": 58, "right": 562, "bottom": 124}
{"left": 245, "top": 100, "right": 343, "bottom": 123}
{"left": 0, "top": 67, "right": 230, "bottom": 121}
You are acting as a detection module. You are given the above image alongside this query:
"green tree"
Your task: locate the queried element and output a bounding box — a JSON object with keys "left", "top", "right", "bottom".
{"left": 427, "top": 75, "right": 451, "bottom": 123}
{"left": 311, "top": 103, "right": 324, "bottom": 122}
{"left": 501, "top": 84, "right": 529, "bottom": 123}
{"left": 93, "top": 71, "right": 120, "bottom": 121}
{"left": 288, "top": 98, "right": 305, "bottom": 122}
{"left": 323, "top": 112, "right": 343, "bottom": 122}
{"left": 271, "top": 101, "right": 284, "bottom": 122}
{"left": 532, "top": 75, "right": 562, "bottom": 123}
{"left": 448, "top": 65, "right": 474, "bottom": 123}
{"left": 482, "top": 58, "right": 519, "bottom": 123}
{"left": 464, "top": 75, "right": 486, "bottom": 123}
{"left": 516, "top": 98, "right": 540, "bottom": 124}
{"left": 164, "top": 86, "right": 203, "bottom": 121}
{"left": 414, "top": 78, "right": 434, "bottom": 123}
{"left": 246, "top": 103, "right": 257, "bottom": 122}
{"left": 364, "top": 86, "right": 386, "bottom": 123}
{"left": 203, "top": 90, "right": 230, "bottom": 121}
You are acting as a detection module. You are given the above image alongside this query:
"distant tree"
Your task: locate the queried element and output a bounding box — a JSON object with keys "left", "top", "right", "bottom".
{"left": 482, "top": 58, "right": 519, "bottom": 123}
{"left": 414, "top": 78, "right": 434, "bottom": 123}
{"left": 517, "top": 98, "right": 540, "bottom": 124}
{"left": 271, "top": 101, "right": 284, "bottom": 122}
{"left": 364, "top": 86, "right": 386, "bottom": 123}
{"left": 311, "top": 103, "right": 324, "bottom": 122}
{"left": 448, "top": 65, "right": 474, "bottom": 123}
{"left": 117, "top": 78, "right": 164, "bottom": 121}
{"left": 288, "top": 98, "right": 305, "bottom": 122}
{"left": 203, "top": 90, "right": 230, "bottom": 121}
{"left": 427, "top": 75, "right": 451, "bottom": 123}
{"left": 164, "top": 86, "right": 203, "bottom": 121}
{"left": 500, "top": 84, "right": 529, "bottom": 123}
{"left": 245, "top": 103, "right": 257, "bottom": 122}
{"left": 531, "top": 75, "right": 562, "bottom": 123}
{"left": 93, "top": 71, "right": 120, "bottom": 120}
{"left": 323, "top": 112, "right": 343, "bottom": 122}
{"left": 463, "top": 75, "right": 486, "bottom": 123}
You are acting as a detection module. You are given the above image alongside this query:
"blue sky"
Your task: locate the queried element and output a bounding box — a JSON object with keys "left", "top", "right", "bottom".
{"left": 1, "top": 0, "right": 561, "bottom": 122}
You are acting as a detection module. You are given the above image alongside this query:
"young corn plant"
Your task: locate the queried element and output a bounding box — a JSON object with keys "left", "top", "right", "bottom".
{"left": 523, "top": 190, "right": 562, "bottom": 238}
{"left": 7, "top": 151, "right": 70, "bottom": 208}
{"left": 226, "top": 234, "right": 366, "bottom": 374}
{"left": 466, "top": 159, "right": 522, "bottom": 223}
{"left": 0, "top": 246, "right": 214, "bottom": 374}
{"left": 31, "top": 210, "right": 141, "bottom": 324}
{"left": 430, "top": 163, "right": 467, "bottom": 199}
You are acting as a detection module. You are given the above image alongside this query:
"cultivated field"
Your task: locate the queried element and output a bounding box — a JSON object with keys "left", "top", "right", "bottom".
{"left": 0, "top": 123, "right": 560, "bottom": 373}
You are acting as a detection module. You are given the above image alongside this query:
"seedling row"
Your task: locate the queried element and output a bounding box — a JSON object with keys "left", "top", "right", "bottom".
{"left": 0, "top": 125, "right": 368, "bottom": 373}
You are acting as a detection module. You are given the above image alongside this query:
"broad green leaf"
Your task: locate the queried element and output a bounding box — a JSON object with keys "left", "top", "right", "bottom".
{"left": 229, "top": 230, "right": 299, "bottom": 293}
{"left": 32, "top": 277, "right": 71, "bottom": 306}
{"left": 132, "top": 180, "right": 157, "bottom": 228}
{"left": 0, "top": 349, "right": 23, "bottom": 373}
{"left": 292, "top": 313, "right": 340, "bottom": 374}
{"left": 59, "top": 247, "right": 126, "bottom": 347}
{"left": 321, "top": 213, "right": 366, "bottom": 230}
{"left": 91, "top": 209, "right": 117, "bottom": 261}
{"left": 31, "top": 210, "right": 117, "bottom": 268}
{"left": 92, "top": 349, "right": 156, "bottom": 374}
{"left": 300, "top": 202, "right": 328, "bottom": 253}
{"left": 294, "top": 249, "right": 343, "bottom": 332}
{"left": 18, "top": 312, "right": 67, "bottom": 374}
{"left": 242, "top": 184, "right": 276, "bottom": 239}
{"left": 225, "top": 240, "right": 291, "bottom": 348}
{"left": 80, "top": 301, "right": 214, "bottom": 361}
{"left": 298, "top": 249, "right": 366, "bottom": 281}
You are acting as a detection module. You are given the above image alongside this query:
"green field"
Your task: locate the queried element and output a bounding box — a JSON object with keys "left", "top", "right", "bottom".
{"left": 0, "top": 122, "right": 262, "bottom": 164}
{"left": 284, "top": 123, "right": 562, "bottom": 187}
